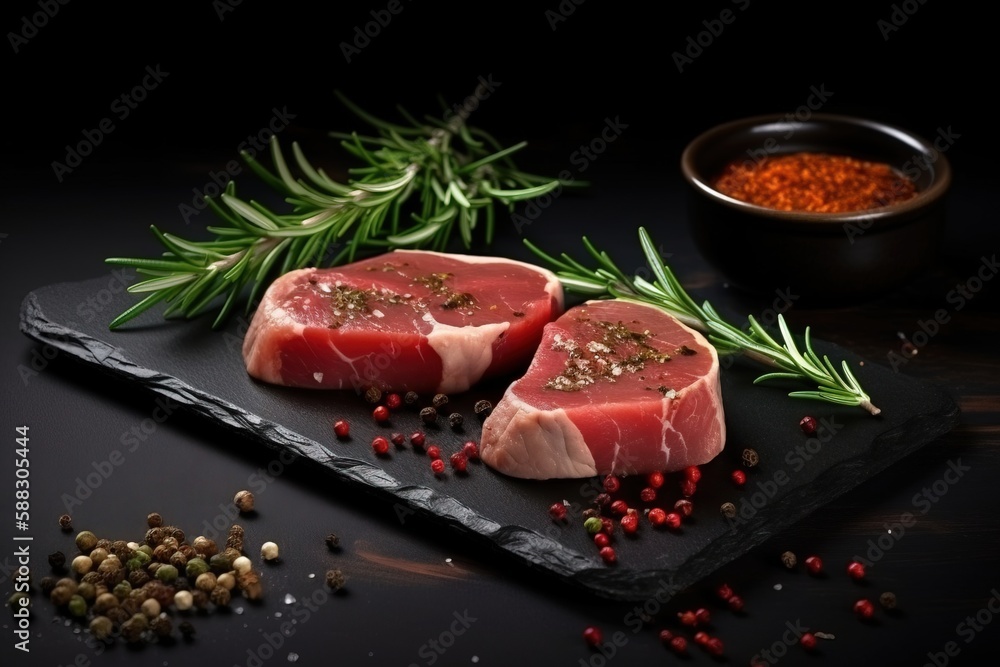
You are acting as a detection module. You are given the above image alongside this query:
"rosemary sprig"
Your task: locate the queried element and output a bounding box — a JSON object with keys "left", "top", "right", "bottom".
{"left": 525, "top": 227, "right": 881, "bottom": 416}
{"left": 106, "top": 91, "right": 575, "bottom": 330}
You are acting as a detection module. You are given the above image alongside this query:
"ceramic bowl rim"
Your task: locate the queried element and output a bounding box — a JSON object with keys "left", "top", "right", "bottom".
{"left": 680, "top": 113, "right": 952, "bottom": 226}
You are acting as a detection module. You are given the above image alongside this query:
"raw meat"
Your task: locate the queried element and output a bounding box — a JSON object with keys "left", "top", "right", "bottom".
{"left": 242, "top": 250, "right": 564, "bottom": 394}
{"left": 479, "top": 299, "right": 725, "bottom": 479}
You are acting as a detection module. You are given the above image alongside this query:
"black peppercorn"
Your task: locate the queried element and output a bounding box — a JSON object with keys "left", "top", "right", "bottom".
{"left": 781, "top": 551, "right": 797, "bottom": 569}
{"left": 179, "top": 621, "right": 196, "bottom": 640}
{"left": 473, "top": 399, "right": 492, "bottom": 418}
{"left": 58, "top": 514, "right": 73, "bottom": 531}
{"left": 581, "top": 508, "right": 599, "bottom": 520}
{"left": 432, "top": 393, "right": 449, "bottom": 408}
{"left": 364, "top": 386, "right": 382, "bottom": 404}
{"left": 226, "top": 525, "right": 245, "bottom": 552}
{"left": 48, "top": 551, "right": 66, "bottom": 570}
{"left": 325, "top": 533, "right": 341, "bottom": 550}
{"left": 404, "top": 391, "right": 419, "bottom": 406}
{"left": 147, "top": 512, "right": 163, "bottom": 528}
{"left": 448, "top": 412, "right": 464, "bottom": 429}
{"left": 325, "top": 568, "right": 347, "bottom": 591}
{"left": 742, "top": 448, "right": 760, "bottom": 468}
{"left": 594, "top": 493, "right": 612, "bottom": 507}
{"left": 151, "top": 615, "right": 173, "bottom": 638}
{"left": 420, "top": 406, "right": 437, "bottom": 424}
{"left": 720, "top": 502, "right": 737, "bottom": 519}
{"left": 129, "top": 569, "right": 152, "bottom": 588}
{"left": 879, "top": 591, "right": 898, "bottom": 609}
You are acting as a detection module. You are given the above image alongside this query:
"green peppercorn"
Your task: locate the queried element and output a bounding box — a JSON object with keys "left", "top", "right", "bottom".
{"left": 210, "top": 551, "right": 235, "bottom": 573}
{"left": 186, "top": 557, "right": 209, "bottom": 578}
{"left": 77, "top": 581, "right": 97, "bottom": 603}
{"left": 8, "top": 591, "right": 30, "bottom": 609}
{"left": 155, "top": 564, "right": 178, "bottom": 583}
{"left": 113, "top": 581, "right": 132, "bottom": 600}
{"left": 75, "top": 530, "right": 98, "bottom": 553}
{"left": 583, "top": 517, "right": 604, "bottom": 534}
{"left": 136, "top": 544, "right": 153, "bottom": 558}
{"left": 67, "top": 594, "right": 88, "bottom": 617}
{"left": 89, "top": 615, "right": 114, "bottom": 641}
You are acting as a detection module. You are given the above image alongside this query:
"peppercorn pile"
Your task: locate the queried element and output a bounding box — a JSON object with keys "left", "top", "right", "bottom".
{"left": 29, "top": 513, "right": 265, "bottom": 646}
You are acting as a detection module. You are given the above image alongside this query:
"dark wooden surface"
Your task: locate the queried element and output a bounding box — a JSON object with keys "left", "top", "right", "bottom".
{"left": 3, "top": 3, "right": 998, "bottom": 665}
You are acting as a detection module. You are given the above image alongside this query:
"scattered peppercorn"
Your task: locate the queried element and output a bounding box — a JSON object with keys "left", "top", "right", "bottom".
{"left": 371, "top": 436, "right": 390, "bottom": 456}
{"left": 461, "top": 440, "right": 480, "bottom": 460}
{"left": 420, "top": 406, "right": 438, "bottom": 424}
{"left": 800, "top": 632, "right": 817, "bottom": 650}
{"left": 684, "top": 466, "right": 702, "bottom": 483}
{"left": 372, "top": 405, "right": 390, "bottom": 423}
{"left": 805, "top": 555, "right": 823, "bottom": 575}
{"left": 620, "top": 514, "right": 639, "bottom": 534}
{"left": 325, "top": 568, "right": 347, "bottom": 591}
{"left": 48, "top": 551, "right": 66, "bottom": 570}
{"left": 602, "top": 475, "right": 621, "bottom": 494}
{"left": 179, "top": 620, "right": 196, "bottom": 640}
{"left": 854, "top": 598, "right": 875, "bottom": 620}
{"left": 448, "top": 412, "right": 464, "bottom": 429}
{"left": 385, "top": 393, "right": 402, "bottom": 410}
{"left": 333, "top": 419, "right": 351, "bottom": 439}
{"left": 391, "top": 432, "right": 406, "bottom": 446}
{"left": 549, "top": 502, "right": 568, "bottom": 521}
{"left": 799, "top": 415, "right": 818, "bottom": 435}
{"left": 599, "top": 546, "right": 617, "bottom": 564}
{"left": 426, "top": 445, "right": 441, "bottom": 460}
{"left": 146, "top": 512, "right": 163, "bottom": 528}
{"left": 432, "top": 393, "right": 449, "bottom": 408}
{"left": 404, "top": 391, "right": 420, "bottom": 406}
{"left": 879, "top": 591, "right": 898, "bottom": 609}
{"left": 410, "top": 431, "right": 426, "bottom": 448}
{"left": 781, "top": 551, "right": 797, "bottom": 569}
{"left": 594, "top": 493, "right": 612, "bottom": 508}
{"left": 720, "top": 502, "right": 736, "bottom": 519}
{"left": 58, "top": 514, "right": 73, "bottom": 531}
{"left": 742, "top": 448, "right": 760, "bottom": 467}
{"left": 430, "top": 459, "right": 446, "bottom": 475}
{"left": 583, "top": 517, "right": 604, "bottom": 535}
{"left": 847, "top": 561, "right": 866, "bottom": 580}
{"left": 583, "top": 626, "right": 604, "bottom": 647}
{"left": 594, "top": 533, "right": 610, "bottom": 548}
{"left": 260, "top": 542, "right": 279, "bottom": 561}
{"left": 648, "top": 508, "right": 667, "bottom": 527}
{"left": 227, "top": 525, "right": 245, "bottom": 552}
{"left": 731, "top": 469, "right": 747, "bottom": 486}
{"left": 76, "top": 531, "right": 98, "bottom": 553}
{"left": 639, "top": 487, "right": 657, "bottom": 503}
{"left": 364, "top": 386, "right": 382, "bottom": 404}
{"left": 728, "top": 595, "right": 745, "bottom": 612}
{"left": 325, "top": 533, "right": 341, "bottom": 550}
{"left": 681, "top": 480, "right": 697, "bottom": 497}
{"left": 673, "top": 499, "right": 693, "bottom": 518}
{"left": 678, "top": 610, "right": 697, "bottom": 627}
{"left": 664, "top": 512, "right": 682, "bottom": 530}
{"left": 234, "top": 490, "right": 255, "bottom": 513}
{"left": 669, "top": 635, "right": 687, "bottom": 654}
{"left": 474, "top": 399, "right": 492, "bottom": 418}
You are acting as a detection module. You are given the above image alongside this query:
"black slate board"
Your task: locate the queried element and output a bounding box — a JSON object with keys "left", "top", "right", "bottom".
{"left": 19, "top": 276, "right": 960, "bottom": 601}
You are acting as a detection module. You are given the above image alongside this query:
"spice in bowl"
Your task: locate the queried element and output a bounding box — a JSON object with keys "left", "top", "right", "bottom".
{"left": 710, "top": 152, "right": 918, "bottom": 213}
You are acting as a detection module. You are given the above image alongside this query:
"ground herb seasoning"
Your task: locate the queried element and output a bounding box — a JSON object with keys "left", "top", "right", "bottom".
{"left": 712, "top": 152, "right": 917, "bottom": 213}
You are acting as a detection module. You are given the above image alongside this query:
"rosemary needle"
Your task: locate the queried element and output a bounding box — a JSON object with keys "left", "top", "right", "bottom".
{"left": 525, "top": 227, "right": 881, "bottom": 416}
{"left": 106, "top": 91, "right": 578, "bottom": 330}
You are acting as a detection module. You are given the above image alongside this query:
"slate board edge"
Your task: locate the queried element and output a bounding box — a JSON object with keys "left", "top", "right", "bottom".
{"left": 18, "top": 288, "right": 963, "bottom": 602}
{"left": 20, "top": 289, "right": 659, "bottom": 601}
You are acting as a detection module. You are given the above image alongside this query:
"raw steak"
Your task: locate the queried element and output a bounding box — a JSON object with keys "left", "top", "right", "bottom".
{"left": 479, "top": 299, "right": 725, "bottom": 479}
{"left": 242, "top": 250, "right": 563, "bottom": 394}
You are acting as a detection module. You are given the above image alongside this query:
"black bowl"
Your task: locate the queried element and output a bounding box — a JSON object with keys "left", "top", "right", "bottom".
{"left": 680, "top": 113, "right": 951, "bottom": 302}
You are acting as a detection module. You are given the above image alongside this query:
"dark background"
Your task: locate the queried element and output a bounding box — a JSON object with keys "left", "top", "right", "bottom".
{"left": 3, "top": 2, "right": 998, "bottom": 666}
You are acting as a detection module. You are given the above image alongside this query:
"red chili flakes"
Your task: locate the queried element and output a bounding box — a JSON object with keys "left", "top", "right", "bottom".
{"left": 711, "top": 152, "right": 918, "bottom": 213}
